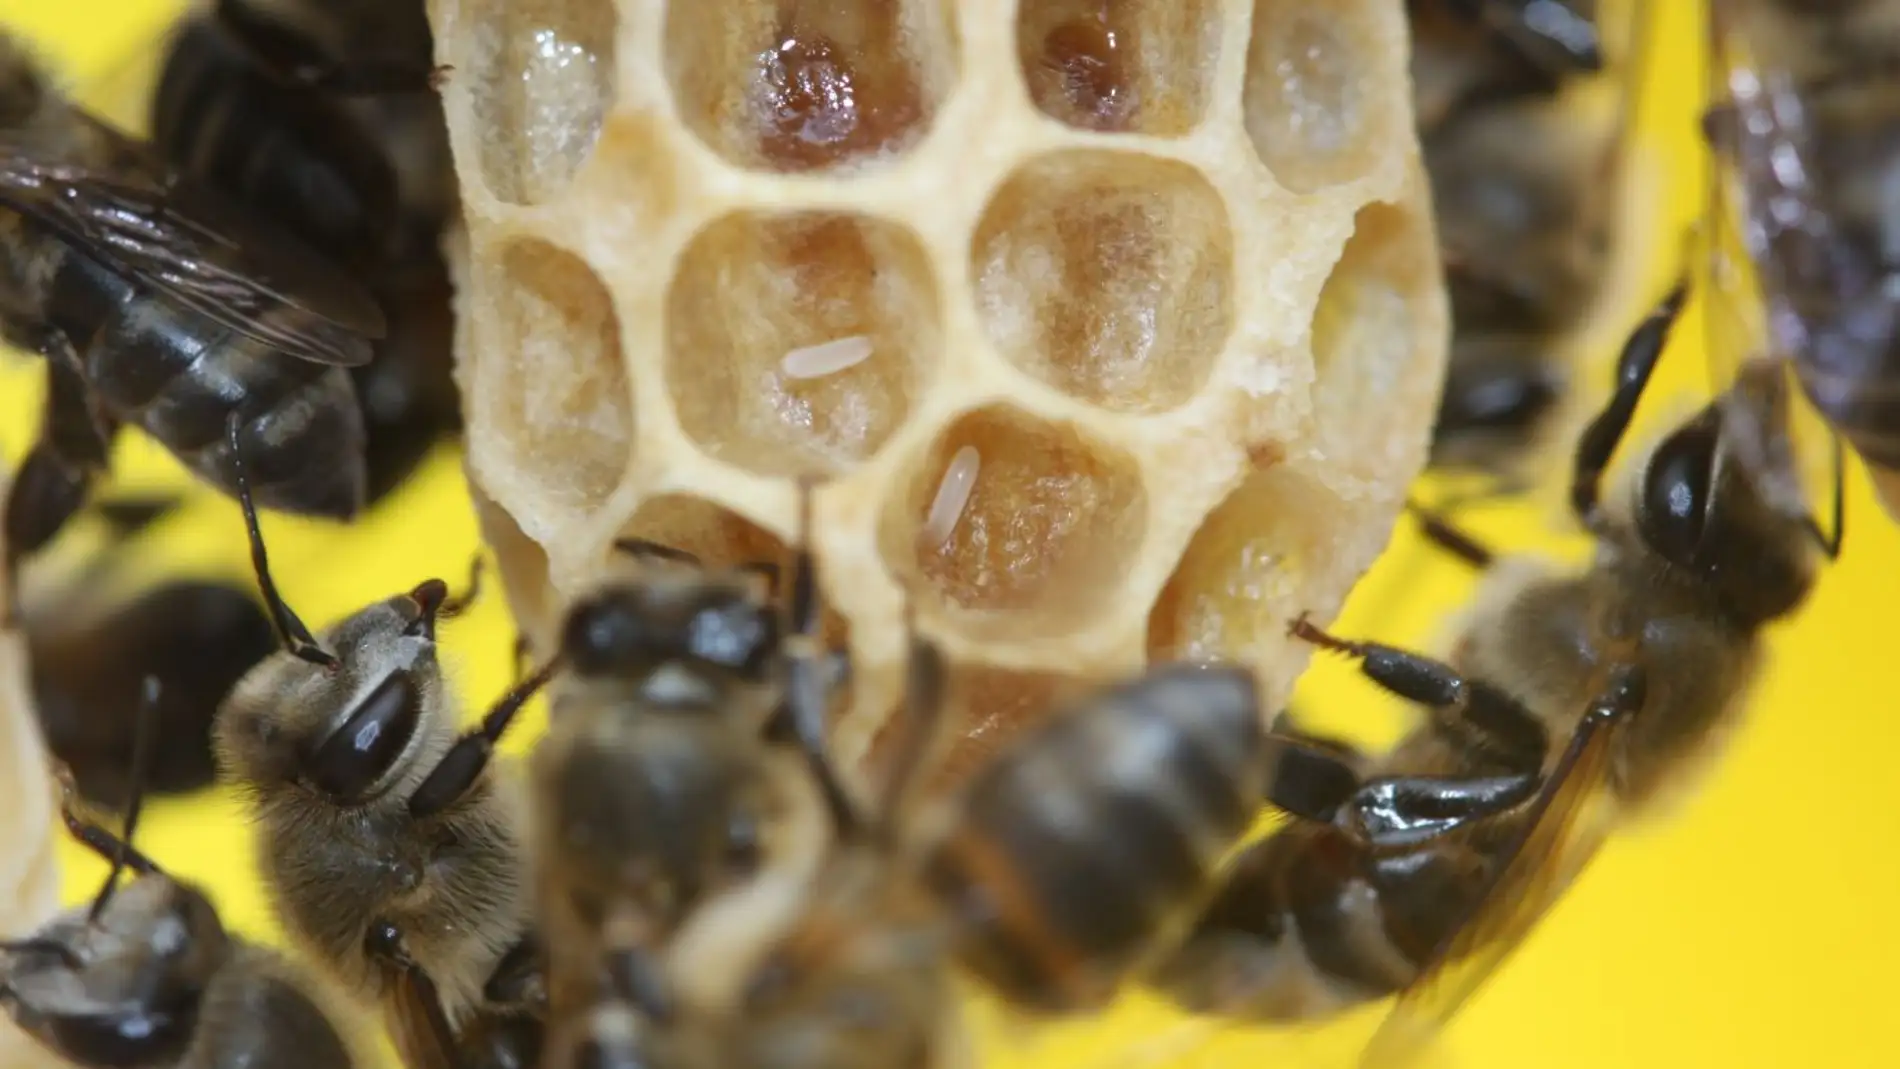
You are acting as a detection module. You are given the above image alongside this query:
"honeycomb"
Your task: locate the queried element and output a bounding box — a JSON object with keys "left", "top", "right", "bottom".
{"left": 428, "top": 0, "right": 1448, "bottom": 779}
{"left": 0, "top": 472, "right": 60, "bottom": 1069}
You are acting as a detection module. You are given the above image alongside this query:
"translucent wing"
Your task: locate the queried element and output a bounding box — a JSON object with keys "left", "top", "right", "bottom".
{"left": 1701, "top": 1, "right": 1863, "bottom": 537}
{"left": 1358, "top": 686, "right": 1630, "bottom": 1069}
{"left": 0, "top": 130, "right": 382, "bottom": 367}
{"left": 384, "top": 964, "right": 460, "bottom": 1069}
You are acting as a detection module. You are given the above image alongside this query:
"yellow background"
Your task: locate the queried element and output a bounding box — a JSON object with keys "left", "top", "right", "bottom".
{"left": 4, "top": 3, "right": 1897, "bottom": 1067}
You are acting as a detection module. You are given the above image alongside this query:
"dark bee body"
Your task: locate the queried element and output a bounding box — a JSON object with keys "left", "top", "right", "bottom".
{"left": 3, "top": 691, "right": 363, "bottom": 1069}
{"left": 30, "top": 578, "right": 276, "bottom": 809}
{"left": 151, "top": 15, "right": 402, "bottom": 271}
{"left": 0, "top": 29, "right": 379, "bottom": 574}
{"left": 149, "top": 0, "right": 462, "bottom": 508}
{"left": 1408, "top": 0, "right": 1620, "bottom": 483}
{"left": 914, "top": 664, "right": 1268, "bottom": 1014}
{"left": 1154, "top": 284, "right": 1837, "bottom": 1058}
{"left": 2, "top": 875, "right": 363, "bottom": 1069}
{"left": 1706, "top": 0, "right": 1900, "bottom": 521}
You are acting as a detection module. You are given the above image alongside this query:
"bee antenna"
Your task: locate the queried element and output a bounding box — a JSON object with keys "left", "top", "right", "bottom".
{"left": 226, "top": 416, "right": 335, "bottom": 669}
{"left": 88, "top": 676, "right": 160, "bottom": 925}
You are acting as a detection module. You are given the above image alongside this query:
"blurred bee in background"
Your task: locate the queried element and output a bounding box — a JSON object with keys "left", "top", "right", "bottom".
{"left": 531, "top": 487, "right": 872, "bottom": 1029}
{"left": 12, "top": 492, "right": 277, "bottom": 809}
{"left": 211, "top": 431, "right": 554, "bottom": 1069}
{"left": 148, "top": 0, "right": 462, "bottom": 508}
{"left": 1151, "top": 277, "right": 1842, "bottom": 1065}
{"left": 1, "top": 679, "right": 366, "bottom": 1069}
{"left": 0, "top": 28, "right": 382, "bottom": 590}
{"left": 1409, "top": 0, "right": 1604, "bottom": 131}
{"left": 1701, "top": 0, "right": 1900, "bottom": 525}
{"left": 1412, "top": 0, "right": 1653, "bottom": 491}
{"left": 543, "top": 628, "right": 1280, "bottom": 1069}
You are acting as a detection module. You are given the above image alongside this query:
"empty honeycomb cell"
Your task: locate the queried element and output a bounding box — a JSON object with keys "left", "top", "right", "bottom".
{"left": 461, "top": 0, "right": 615, "bottom": 204}
{"left": 471, "top": 483, "right": 558, "bottom": 654}
{"left": 879, "top": 405, "right": 1147, "bottom": 637}
{"left": 1146, "top": 464, "right": 1322, "bottom": 665}
{"left": 1015, "top": 0, "right": 1220, "bottom": 136}
{"left": 1244, "top": 0, "right": 1389, "bottom": 193}
{"left": 1310, "top": 201, "right": 1441, "bottom": 462}
{"left": 971, "top": 150, "right": 1233, "bottom": 413}
{"left": 664, "top": 211, "right": 939, "bottom": 478}
{"left": 483, "top": 239, "right": 632, "bottom": 515}
{"left": 615, "top": 493, "right": 851, "bottom": 651}
{"left": 663, "top": 0, "right": 959, "bottom": 173}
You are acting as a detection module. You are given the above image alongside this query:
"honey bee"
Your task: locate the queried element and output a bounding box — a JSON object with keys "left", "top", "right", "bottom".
{"left": 531, "top": 488, "right": 858, "bottom": 1021}
{"left": 1152, "top": 279, "right": 1842, "bottom": 1065}
{"left": 148, "top": 0, "right": 461, "bottom": 508}
{"left": 0, "top": 29, "right": 382, "bottom": 585}
{"left": 1701, "top": 0, "right": 1900, "bottom": 524}
{"left": 2, "top": 679, "right": 365, "bottom": 1069}
{"left": 1414, "top": 0, "right": 1648, "bottom": 489}
{"left": 541, "top": 648, "right": 1277, "bottom": 1069}
{"left": 210, "top": 430, "right": 554, "bottom": 1069}
{"left": 0, "top": 489, "right": 272, "bottom": 808}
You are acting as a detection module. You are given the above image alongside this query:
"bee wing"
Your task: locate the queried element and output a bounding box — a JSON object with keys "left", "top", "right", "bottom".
{"left": 1701, "top": 4, "right": 1865, "bottom": 535}
{"left": 383, "top": 965, "right": 462, "bottom": 1069}
{"left": 1358, "top": 694, "right": 1627, "bottom": 1069}
{"left": 0, "top": 139, "right": 382, "bottom": 367}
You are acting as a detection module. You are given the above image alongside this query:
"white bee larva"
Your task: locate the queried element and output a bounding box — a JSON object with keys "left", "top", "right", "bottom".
{"left": 922, "top": 446, "right": 981, "bottom": 547}
{"left": 780, "top": 335, "right": 874, "bottom": 379}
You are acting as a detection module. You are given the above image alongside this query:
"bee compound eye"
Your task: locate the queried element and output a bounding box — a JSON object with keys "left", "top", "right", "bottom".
{"left": 307, "top": 670, "right": 423, "bottom": 803}
{"left": 1641, "top": 419, "right": 1720, "bottom": 568}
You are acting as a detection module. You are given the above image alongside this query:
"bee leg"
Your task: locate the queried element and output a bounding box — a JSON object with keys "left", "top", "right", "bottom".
{"left": 1288, "top": 616, "right": 1549, "bottom": 774}
{"left": 363, "top": 921, "right": 460, "bottom": 1057}
{"left": 227, "top": 417, "right": 337, "bottom": 670}
{"left": 407, "top": 658, "right": 562, "bottom": 817}
{"left": 872, "top": 621, "right": 950, "bottom": 831}
{"left": 1571, "top": 280, "right": 1690, "bottom": 529}
{"left": 1339, "top": 772, "right": 1541, "bottom": 844}
{"left": 3, "top": 444, "right": 89, "bottom": 622}
{"left": 1263, "top": 713, "right": 1373, "bottom": 823}
{"left": 1404, "top": 498, "right": 1496, "bottom": 570}
{"left": 53, "top": 772, "right": 161, "bottom": 877}
{"left": 4, "top": 347, "right": 121, "bottom": 617}
{"left": 776, "top": 477, "right": 864, "bottom": 836}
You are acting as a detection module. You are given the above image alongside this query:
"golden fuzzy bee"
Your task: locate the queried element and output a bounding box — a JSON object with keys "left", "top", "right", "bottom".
{"left": 1700, "top": 0, "right": 1900, "bottom": 524}
{"left": 2, "top": 681, "right": 365, "bottom": 1069}
{"left": 211, "top": 439, "right": 552, "bottom": 1069}
{"left": 0, "top": 29, "right": 383, "bottom": 586}
{"left": 1153, "top": 277, "right": 1842, "bottom": 1065}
